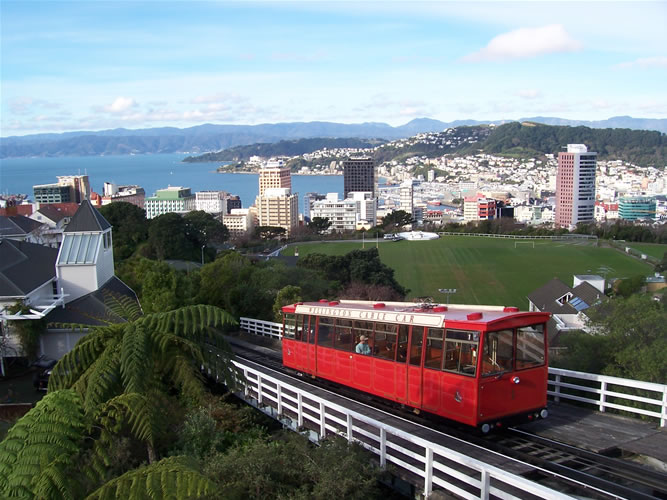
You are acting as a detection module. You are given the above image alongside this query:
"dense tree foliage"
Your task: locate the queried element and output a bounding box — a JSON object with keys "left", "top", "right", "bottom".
{"left": 309, "top": 216, "right": 333, "bottom": 235}
{"left": 298, "top": 248, "right": 408, "bottom": 299}
{"left": 381, "top": 210, "right": 414, "bottom": 230}
{"left": 555, "top": 294, "right": 667, "bottom": 384}
{"left": 98, "top": 202, "right": 148, "bottom": 261}
{"left": 184, "top": 210, "right": 229, "bottom": 248}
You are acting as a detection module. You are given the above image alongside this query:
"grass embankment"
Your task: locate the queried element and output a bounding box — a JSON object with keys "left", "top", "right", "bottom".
{"left": 284, "top": 236, "right": 654, "bottom": 308}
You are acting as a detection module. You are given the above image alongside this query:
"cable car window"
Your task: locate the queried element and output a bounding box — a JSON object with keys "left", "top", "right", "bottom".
{"left": 425, "top": 328, "right": 444, "bottom": 370}
{"left": 482, "top": 329, "right": 514, "bottom": 376}
{"left": 318, "top": 317, "right": 335, "bottom": 348}
{"left": 409, "top": 327, "right": 424, "bottom": 366}
{"left": 295, "top": 314, "right": 305, "bottom": 342}
{"left": 283, "top": 313, "right": 296, "bottom": 339}
{"left": 516, "top": 324, "right": 545, "bottom": 369}
{"left": 308, "top": 316, "right": 316, "bottom": 345}
{"left": 397, "top": 325, "right": 409, "bottom": 362}
{"left": 443, "top": 329, "right": 479, "bottom": 376}
{"left": 354, "top": 320, "right": 374, "bottom": 351}
{"left": 335, "top": 319, "right": 354, "bottom": 352}
{"left": 374, "top": 322, "right": 398, "bottom": 361}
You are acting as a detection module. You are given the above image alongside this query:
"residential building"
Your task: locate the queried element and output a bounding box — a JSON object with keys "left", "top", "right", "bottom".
{"left": 310, "top": 192, "right": 376, "bottom": 232}
{"left": 0, "top": 201, "right": 140, "bottom": 362}
{"left": 101, "top": 183, "right": 146, "bottom": 208}
{"left": 618, "top": 196, "right": 657, "bottom": 221}
{"left": 304, "top": 192, "right": 327, "bottom": 221}
{"left": 144, "top": 186, "right": 195, "bottom": 219}
{"left": 259, "top": 159, "right": 292, "bottom": 196}
{"left": 34, "top": 175, "right": 91, "bottom": 205}
{"left": 527, "top": 275, "right": 606, "bottom": 346}
{"left": 343, "top": 157, "right": 376, "bottom": 198}
{"left": 463, "top": 194, "right": 496, "bottom": 222}
{"left": 555, "top": 144, "right": 597, "bottom": 230}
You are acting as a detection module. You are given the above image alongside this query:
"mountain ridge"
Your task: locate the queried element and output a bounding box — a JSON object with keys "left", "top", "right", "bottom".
{"left": 1, "top": 116, "right": 665, "bottom": 158}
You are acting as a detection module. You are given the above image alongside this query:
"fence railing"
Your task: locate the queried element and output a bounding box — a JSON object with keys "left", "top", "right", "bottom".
{"left": 548, "top": 368, "right": 666, "bottom": 427}
{"left": 437, "top": 232, "right": 598, "bottom": 240}
{"left": 205, "top": 351, "right": 573, "bottom": 500}
{"left": 240, "top": 317, "right": 667, "bottom": 428}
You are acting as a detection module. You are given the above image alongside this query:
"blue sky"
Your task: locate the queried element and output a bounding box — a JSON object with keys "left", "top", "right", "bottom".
{"left": 2, "top": 1, "right": 666, "bottom": 136}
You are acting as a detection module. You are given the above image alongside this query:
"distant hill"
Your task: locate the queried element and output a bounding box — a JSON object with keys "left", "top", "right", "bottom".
{"left": 182, "top": 137, "right": 387, "bottom": 162}
{"left": 1, "top": 116, "right": 666, "bottom": 158}
{"left": 472, "top": 122, "right": 665, "bottom": 166}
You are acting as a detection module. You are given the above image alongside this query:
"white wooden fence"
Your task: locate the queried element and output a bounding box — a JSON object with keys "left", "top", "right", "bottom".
{"left": 206, "top": 353, "right": 574, "bottom": 500}
{"left": 240, "top": 317, "right": 667, "bottom": 428}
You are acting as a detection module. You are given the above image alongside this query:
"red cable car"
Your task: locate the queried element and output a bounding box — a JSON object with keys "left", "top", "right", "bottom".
{"left": 282, "top": 300, "right": 550, "bottom": 432}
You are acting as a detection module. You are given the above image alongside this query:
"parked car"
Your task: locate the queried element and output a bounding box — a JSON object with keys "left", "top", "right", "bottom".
{"left": 32, "top": 357, "right": 56, "bottom": 391}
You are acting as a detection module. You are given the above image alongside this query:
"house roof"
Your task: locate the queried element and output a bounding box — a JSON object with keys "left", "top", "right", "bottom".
{"left": 572, "top": 281, "right": 604, "bottom": 307}
{"left": 527, "top": 278, "right": 577, "bottom": 314}
{"left": 528, "top": 277, "right": 605, "bottom": 317}
{"left": 0, "top": 240, "right": 58, "bottom": 297}
{"left": 0, "top": 215, "right": 43, "bottom": 238}
{"left": 46, "top": 276, "right": 140, "bottom": 327}
{"left": 34, "top": 204, "right": 74, "bottom": 224}
{"left": 64, "top": 200, "right": 111, "bottom": 233}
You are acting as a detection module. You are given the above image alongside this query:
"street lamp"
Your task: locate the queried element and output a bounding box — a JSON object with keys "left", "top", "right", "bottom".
{"left": 201, "top": 245, "right": 205, "bottom": 266}
{"left": 438, "top": 288, "right": 457, "bottom": 305}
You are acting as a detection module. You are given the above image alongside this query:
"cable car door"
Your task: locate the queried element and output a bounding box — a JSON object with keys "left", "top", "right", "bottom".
{"left": 407, "top": 326, "right": 425, "bottom": 408}
{"left": 478, "top": 329, "right": 516, "bottom": 421}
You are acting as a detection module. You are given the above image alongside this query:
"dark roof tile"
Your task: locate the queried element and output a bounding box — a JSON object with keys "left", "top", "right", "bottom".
{"left": 0, "top": 240, "right": 58, "bottom": 296}
{"left": 64, "top": 200, "right": 111, "bottom": 233}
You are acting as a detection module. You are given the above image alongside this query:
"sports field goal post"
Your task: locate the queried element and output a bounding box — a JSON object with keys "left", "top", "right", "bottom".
{"left": 514, "top": 241, "right": 535, "bottom": 249}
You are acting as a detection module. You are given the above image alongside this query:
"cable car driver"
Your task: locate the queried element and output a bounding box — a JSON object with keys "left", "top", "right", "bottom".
{"left": 355, "top": 335, "right": 371, "bottom": 355}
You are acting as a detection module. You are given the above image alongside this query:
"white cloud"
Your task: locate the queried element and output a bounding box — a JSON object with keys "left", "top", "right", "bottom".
{"left": 463, "top": 24, "right": 582, "bottom": 62}
{"left": 104, "top": 96, "right": 138, "bottom": 113}
{"left": 516, "top": 89, "right": 541, "bottom": 99}
{"left": 614, "top": 56, "right": 667, "bottom": 70}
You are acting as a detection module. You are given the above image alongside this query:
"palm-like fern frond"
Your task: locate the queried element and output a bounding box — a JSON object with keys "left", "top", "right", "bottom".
{"left": 83, "top": 341, "right": 123, "bottom": 415}
{"left": 120, "top": 323, "right": 149, "bottom": 394}
{"left": 84, "top": 456, "right": 216, "bottom": 500}
{"left": 49, "top": 326, "right": 123, "bottom": 391}
{"left": 96, "top": 393, "right": 156, "bottom": 445}
{"left": 0, "top": 390, "right": 85, "bottom": 499}
{"left": 102, "top": 289, "right": 143, "bottom": 322}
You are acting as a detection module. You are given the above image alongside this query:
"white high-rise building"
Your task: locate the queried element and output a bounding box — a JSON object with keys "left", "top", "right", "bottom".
{"left": 310, "top": 192, "right": 376, "bottom": 232}
{"left": 555, "top": 144, "right": 597, "bottom": 230}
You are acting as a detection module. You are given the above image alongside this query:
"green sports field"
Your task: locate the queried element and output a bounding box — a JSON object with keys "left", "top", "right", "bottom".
{"left": 625, "top": 243, "right": 667, "bottom": 260}
{"left": 284, "top": 236, "right": 654, "bottom": 308}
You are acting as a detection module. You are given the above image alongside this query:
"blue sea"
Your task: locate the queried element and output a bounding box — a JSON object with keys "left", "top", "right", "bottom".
{"left": 0, "top": 153, "right": 343, "bottom": 214}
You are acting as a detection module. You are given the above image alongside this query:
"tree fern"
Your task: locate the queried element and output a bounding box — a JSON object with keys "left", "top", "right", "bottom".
{"left": 102, "top": 289, "right": 143, "bottom": 322}
{"left": 0, "top": 390, "right": 85, "bottom": 499}
{"left": 120, "top": 323, "right": 149, "bottom": 394}
{"left": 85, "top": 456, "right": 217, "bottom": 500}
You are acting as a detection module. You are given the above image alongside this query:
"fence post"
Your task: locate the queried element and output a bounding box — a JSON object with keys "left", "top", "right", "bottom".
{"left": 257, "top": 374, "right": 262, "bottom": 404}
{"left": 424, "top": 447, "right": 434, "bottom": 498}
{"left": 380, "top": 428, "right": 387, "bottom": 468}
{"left": 481, "top": 469, "right": 490, "bottom": 500}
{"left": 320, "top": 402, "right": 326, "bottom": 438}
{"left": 297, "top": 392, "right": 303, "bottom": 428}
{"left": 662, "top": 388, "right": 667, "bottom": 428}
{"left": 277, "top": 385, "right": 282, "bottom": 416}
{"left": 599, "top": 380, "right": 607, "bottom": 412}
{"left": 346, "top": 413, "right": 353, "bottom": 442}
{"left": 554, "top": 374, "right": 561, "bottom": 403}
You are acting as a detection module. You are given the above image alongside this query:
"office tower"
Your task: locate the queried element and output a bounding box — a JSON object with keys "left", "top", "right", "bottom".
{"left": 258, "top": 159, "right": 292, "bottom": 197}
{"left": 310, "top": 192, "right": 376, "bottom": 232}
{"left": 555, "top": 144, "right": 597, "bottom": 230}
{"left": 255, "top": 160, "right": 298, "bottom": 236}
{"left": 34, "top": 175, "right": 91, "bottom": 204}
{"left": 618, "top": 196, "right": 656, "bottom": 221}
{"left": 343, "top": 157, "right": 376, "bottom": 198}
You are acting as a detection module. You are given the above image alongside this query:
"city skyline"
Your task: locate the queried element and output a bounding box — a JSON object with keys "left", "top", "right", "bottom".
{"left": 2, "top": 1, "right": 666, "bottom": 136}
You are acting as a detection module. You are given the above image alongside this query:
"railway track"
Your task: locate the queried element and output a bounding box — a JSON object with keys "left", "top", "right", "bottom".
{"left": 221, "top": 336, "right": 667, "bottom": 500}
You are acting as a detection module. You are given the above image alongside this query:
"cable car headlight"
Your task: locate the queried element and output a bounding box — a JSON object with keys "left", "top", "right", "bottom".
{"left": 511, "top": 376, "right": 520, "bottom": 384}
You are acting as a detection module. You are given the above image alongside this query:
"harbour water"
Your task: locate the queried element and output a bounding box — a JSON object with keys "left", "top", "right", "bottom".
{"left": 0, "top": 153, "right": 343, "bottom": 214}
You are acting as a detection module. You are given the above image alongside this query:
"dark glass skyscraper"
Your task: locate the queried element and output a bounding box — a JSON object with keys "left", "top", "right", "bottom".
{"left": 343, "top": 157, "right": 376, "bottom": 199}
